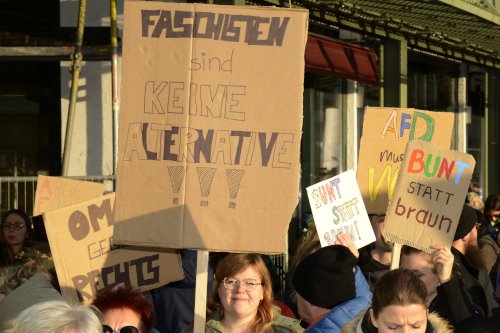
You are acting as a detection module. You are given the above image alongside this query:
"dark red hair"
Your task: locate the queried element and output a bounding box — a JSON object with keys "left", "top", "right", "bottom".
{"left": 92, "top": 286, "right": 156, "bottom": 332}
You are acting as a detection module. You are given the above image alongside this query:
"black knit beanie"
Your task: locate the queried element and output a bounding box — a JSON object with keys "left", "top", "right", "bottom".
{"left": 293, "top": 244, "right": 357, "bottom": 309}
{"left": 453, "top": 203, "right": 478, "bottom": 241}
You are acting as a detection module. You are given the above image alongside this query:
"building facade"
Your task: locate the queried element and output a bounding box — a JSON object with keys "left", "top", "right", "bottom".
{"left": 1, "top": 1, "right": 499, "bottom": 242}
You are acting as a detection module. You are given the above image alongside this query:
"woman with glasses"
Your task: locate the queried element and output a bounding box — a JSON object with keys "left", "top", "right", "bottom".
{"left": 185, "top": 253, "right": 303, "bottom": 333}
{"left": 0, "top": 209, "right": 45, "bottom": 265}
{"left": 92, "top": 285, "right": 159, "bottom": 333}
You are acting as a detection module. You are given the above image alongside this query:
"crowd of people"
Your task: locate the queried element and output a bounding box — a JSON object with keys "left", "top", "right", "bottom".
{"left": 1, "top": 190, "right": 500, "bottom": 332}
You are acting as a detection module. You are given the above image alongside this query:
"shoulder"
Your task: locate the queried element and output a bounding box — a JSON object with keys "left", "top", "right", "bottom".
{"left": 272, "top": 308, "right": 303, "bottom": 333}
{"left": 309, "top": 297, "right": 370, "bottom": 332}
{"left": 428, "top": 312, "right": 453, "bottom": 333}
{"left": 183, "top": 310, "right": 223, "bottom": 333}
{"left": 340, "top": 310, "right": 366, "bottom": 333}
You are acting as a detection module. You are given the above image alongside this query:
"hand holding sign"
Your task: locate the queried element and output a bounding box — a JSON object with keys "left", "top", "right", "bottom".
{"left": 430, "top": 245, "right": 453, "bottom": 284}
{"left": 335, "top": 232, "right": 359, "bottom": 258}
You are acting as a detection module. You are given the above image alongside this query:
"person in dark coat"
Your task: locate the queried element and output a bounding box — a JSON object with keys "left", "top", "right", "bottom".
{"left": 357, "top": 215, "right": 391, "bottom": 289}
{"left": 452, "top": 204, "right": 499, "bottom": 317}
{"left": 150, "top": 249, "right": 214, "bottom": 333}
{"left": 400, "top": 245, "right": 486, "bottom": 329}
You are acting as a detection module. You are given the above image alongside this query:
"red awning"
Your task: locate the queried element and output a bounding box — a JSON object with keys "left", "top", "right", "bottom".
{"left": 305, "top": 33, "right": 379, "bottom": 86}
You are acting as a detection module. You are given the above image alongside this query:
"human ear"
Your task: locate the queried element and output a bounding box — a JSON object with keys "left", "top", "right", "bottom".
{"left": 369, "top": 308, "right": 379, "bottom": 328}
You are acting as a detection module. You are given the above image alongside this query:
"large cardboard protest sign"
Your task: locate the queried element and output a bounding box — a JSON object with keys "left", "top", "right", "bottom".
{"left": 382, "top": 140, "right": 475, "bottom": 253}
{"left": 306, "top": 170, "right": 375, "bottom": 249}
{"left": 113, "top": 2, "right": 308, "bottom": 253}
{"left": 357, "top": 107, "right": 454, "bottom": 214}
{"left": 43, "top": 193, "right": 183, "bottom": 304}
{"left": 34, "top": 175, "right": 105, "bottom": 216}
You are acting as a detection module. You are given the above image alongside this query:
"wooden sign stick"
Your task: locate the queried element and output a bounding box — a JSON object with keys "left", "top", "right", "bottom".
{"left": 390, "top": 243, "right": 402, "bottom": 270}
{"left": 193, "top": 250, "right": 210, "bottom": 333}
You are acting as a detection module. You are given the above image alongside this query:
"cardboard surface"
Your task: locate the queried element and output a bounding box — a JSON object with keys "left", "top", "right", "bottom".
{"left": 357, "top": 107, "right": 454, "bottom": 214}
{"left": 306, "top": 170, "right": 376, "bottom": 249}
{"left": 382, "top": 140, "right": 475, "bottom": 253}
{"left": 34, "top": 175, "right": 105, "bottom": 216}
{"left": 114, "top": 2, "right": 308, "bottom": 253}
{"left": 43, "top": 193, "right": 183, "bottom": 304}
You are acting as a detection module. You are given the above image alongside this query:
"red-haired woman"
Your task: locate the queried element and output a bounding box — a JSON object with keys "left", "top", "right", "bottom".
{"left": 92, "top": 285, "right": 158, "bottom": 333}
{"left": 185, "top": 253, "right": 303, "bottom": 333}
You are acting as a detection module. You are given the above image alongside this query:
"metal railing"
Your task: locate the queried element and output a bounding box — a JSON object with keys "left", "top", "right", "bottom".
{"left": 0, "top": 175, "right": 115, "bottom": 216}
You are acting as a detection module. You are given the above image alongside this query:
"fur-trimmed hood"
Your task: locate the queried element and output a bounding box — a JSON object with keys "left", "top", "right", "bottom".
{"left": 341, "top": 310, "right": 452, "bottom": 333}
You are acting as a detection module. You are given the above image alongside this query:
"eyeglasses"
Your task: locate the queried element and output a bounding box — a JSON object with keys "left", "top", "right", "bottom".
{"left": 102, "top": 325, "right": 140, "bottom": 333}
{"left": 1, "top": 222, "right": 25, "bottom": 231}
{"left": 222, "top": 277, "right": 262, "bottom": 291}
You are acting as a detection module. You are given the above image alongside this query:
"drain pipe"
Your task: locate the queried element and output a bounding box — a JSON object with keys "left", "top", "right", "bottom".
{"left": 62, "top": 0, "right": 87, "bottom": 175}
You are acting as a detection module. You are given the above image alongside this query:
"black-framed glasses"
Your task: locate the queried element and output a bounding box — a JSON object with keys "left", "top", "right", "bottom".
{"left": 1, "top": 222, "right": 25, "bottom": 231}
{"left": 222, "top": 277, "right": 262, "bottom": 291}
{"left": 102, "top": 325, "right": 140, "bottom": 333}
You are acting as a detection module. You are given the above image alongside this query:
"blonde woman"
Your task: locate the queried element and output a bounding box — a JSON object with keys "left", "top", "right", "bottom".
{"left": 186, "top": 253, "right": 302, "bottom": 333}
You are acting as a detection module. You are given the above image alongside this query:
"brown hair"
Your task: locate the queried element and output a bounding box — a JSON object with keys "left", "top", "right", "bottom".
{"left": 371, "top": 269, "right": 428, "bottom": 318}
{"left": 400, "top": 246, "right": 438, "bottom": 275}
{"left": 292, "top": 220, "right": 321, "bottom": 266}
{"left": 210, "top": 253, "right": 274, "bottom": 333}
{"left": 1, "top": 209, "right": 34, "bottom": 262}
{"left": 92, "top": 285, "right": 156, "bottom": 332}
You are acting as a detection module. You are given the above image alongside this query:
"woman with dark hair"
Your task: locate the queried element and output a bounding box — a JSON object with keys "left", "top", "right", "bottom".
{"left": 186, "top": 253, "right": 302, "bottom": 333}
{"left": 0, "top": 209, "right": 48, "bottom": 265}
{"left": 342, "top": 269, "right": 452, "bottom": 333}
{"left": 400, "top": 245, "right": 486, "bottom": 328}
{"left": 92, "top": 285, "right": 157, "bottom": 333}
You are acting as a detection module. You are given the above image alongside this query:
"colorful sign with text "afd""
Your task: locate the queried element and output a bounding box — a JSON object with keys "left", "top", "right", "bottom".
{"left": 306, "top": 170, "right": 375, "bottom": 249}
{"left": 357, "top": 107, "right": 454, "bottom": 214}
{"left": 382, "top": 140, "right": 475, "bottom": 253}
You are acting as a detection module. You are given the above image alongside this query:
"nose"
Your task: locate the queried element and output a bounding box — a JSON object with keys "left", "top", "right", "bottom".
{"left": 401, "top": 326, "right": 411, "bottom": 333}
{"left": 234, "top": 282, "right": 245, "bottom": 292}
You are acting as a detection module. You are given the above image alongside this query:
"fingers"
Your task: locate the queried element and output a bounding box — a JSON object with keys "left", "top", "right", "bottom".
{"left": 335, "top": 233, "right": 359, "bottom": 258}
{"left": 430, "top": 245, "right": 453, "bottom": 283}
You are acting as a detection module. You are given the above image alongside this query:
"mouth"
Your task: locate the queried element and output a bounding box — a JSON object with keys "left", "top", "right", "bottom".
{"left": 232, "top": 298, "right": 248, "bottom": 302}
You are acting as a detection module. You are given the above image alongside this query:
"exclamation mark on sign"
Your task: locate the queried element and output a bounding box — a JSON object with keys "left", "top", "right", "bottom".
{"left": 197, "top": 167, "right": 216, "bottom": 207}
{"left": 353, "top": 221, "right": 361, "bottom": 240}
{"left": 167, "top": 166, "right": 187, "bottom": 204}
{"left": 226, "top": 169, "right": 245, "bottom": 209}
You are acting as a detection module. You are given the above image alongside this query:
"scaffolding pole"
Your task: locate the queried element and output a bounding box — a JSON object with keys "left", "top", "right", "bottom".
{"left": 62, "top": 0, "right": 87, "bottom": 176}
{"left": 110, "top": 0, "right": 120, "bottom": 176}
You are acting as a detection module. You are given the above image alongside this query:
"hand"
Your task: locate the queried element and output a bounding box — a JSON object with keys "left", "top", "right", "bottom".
{"left": 430, "top": 245, "right": 454, "bottom": 284}
{"left": 335, "top": 233, "right": 359, "bottom": 258}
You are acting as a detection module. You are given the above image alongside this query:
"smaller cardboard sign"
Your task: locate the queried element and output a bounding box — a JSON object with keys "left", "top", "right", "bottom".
{"left": 43, "top": 193, "right": 183, "bottom": 304}
{"left": 306, "top": 170, "right": 376, "bottom": 249}
{"left": 382, "top": 140, "right": 475, "bottom": 253}
{"left": 34, "top": 176, "right": 105, "bottom": 216}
